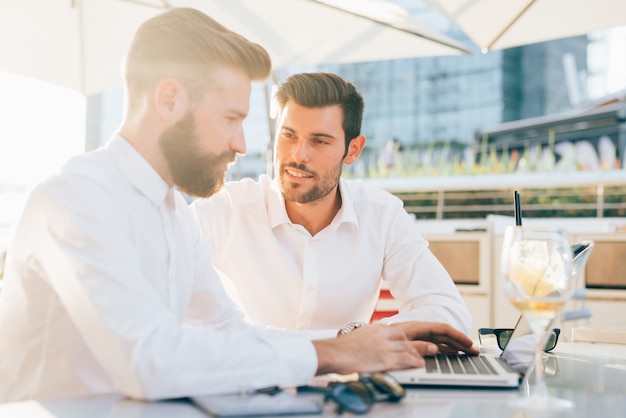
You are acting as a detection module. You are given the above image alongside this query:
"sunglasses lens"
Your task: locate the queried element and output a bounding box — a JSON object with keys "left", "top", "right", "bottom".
{"left": 326, "top": 382, "right": 373, "bottom": 415}
{"left": 480, "top": 328, "right": 559, "bottom": 352}
{"left": 545, "top": 331, "right": 558, "bottom": 351}
{"left": 497, "top": 330, "right": 514, "bottom": 349}
{"left": 369, "top": 372, "right": 405, "bottom": 401}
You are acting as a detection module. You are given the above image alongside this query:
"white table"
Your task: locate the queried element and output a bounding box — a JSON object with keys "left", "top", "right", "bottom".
{"left": 2, "top": 342, "right": 625, "bottom": 417}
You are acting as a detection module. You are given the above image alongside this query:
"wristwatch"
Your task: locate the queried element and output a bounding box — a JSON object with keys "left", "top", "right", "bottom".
{"left": 337, "top": 321, "right": 367, "bottom": 337}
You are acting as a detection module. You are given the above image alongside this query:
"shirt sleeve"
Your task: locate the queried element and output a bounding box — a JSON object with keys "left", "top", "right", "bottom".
{"left": 32, "top": 177, "right": 317, "bottom": 400}
{"left": 376, "top": 201, "right": 472, "bottom": 335}
{"left": 185, "top": 202, "right": 249, "bottom": 328}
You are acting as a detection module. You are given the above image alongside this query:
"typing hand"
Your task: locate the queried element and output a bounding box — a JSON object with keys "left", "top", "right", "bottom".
{"left": 313, "top": 323, "right": 424, "bottom": 376}
{"left": 392, "top": 322, "right": 480, "bottom": 356}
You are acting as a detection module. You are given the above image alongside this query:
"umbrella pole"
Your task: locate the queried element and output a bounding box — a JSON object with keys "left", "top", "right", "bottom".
{"left": 263, "top": 73, "right": 279, "bottom": 177}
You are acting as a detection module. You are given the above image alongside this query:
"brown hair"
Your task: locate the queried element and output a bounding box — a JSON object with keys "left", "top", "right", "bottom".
{"left": 274, "top": 73, "right": 364, "bottom": 152}
{"left": 124, "top": 7, "right": 271, "bottom": 108}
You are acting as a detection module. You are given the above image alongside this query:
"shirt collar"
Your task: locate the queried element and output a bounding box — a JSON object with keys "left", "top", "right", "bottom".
{"left": 336, "top": 178, "right": 358, "bottom": 226}
{"left": 268, "top": 179, "right": 291, "bottom": 228}
{"left": 268, "top": 177, "right": 359, "bottom": 229}
{"left": 105, "top": 133, "right": 175, "bottom": 209}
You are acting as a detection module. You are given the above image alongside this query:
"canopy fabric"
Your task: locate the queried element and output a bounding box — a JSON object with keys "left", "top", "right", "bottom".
{"left": 427, "top": 0, "right": 626, "bottom": 51}
{"left": 0, "top": 0, "right": 470, "bottom": 95}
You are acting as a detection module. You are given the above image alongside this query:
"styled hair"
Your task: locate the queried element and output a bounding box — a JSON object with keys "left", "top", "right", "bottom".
{"left": 274, "top": 73, "right": 364, "bottom": 151}
{"left": 124, "top": 7, "right": 271, "bottom": 108}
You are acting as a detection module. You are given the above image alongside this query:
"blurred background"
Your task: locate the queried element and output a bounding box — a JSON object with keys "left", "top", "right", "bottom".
{"left": 1, "top": 0, "right": 626, "bottom": 240}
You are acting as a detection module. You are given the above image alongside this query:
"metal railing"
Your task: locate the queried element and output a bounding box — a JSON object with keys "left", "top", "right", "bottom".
{"left": 364, "top": 170, "right": 626, "bottom": 220}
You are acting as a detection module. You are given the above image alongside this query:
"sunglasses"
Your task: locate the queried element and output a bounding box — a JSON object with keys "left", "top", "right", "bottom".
{"left": 322, "top": 372, "right": 406, "bottom": 415}
{"left": 478, "top": 327, "right": 561, "bottom": 352}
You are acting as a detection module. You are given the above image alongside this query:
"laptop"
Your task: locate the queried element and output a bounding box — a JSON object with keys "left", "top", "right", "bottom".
{"left": 387, "top": 316, "right": 533, "bottom": 389}
{"left": 387, "top": 241, "right": 594, "bottom": 389}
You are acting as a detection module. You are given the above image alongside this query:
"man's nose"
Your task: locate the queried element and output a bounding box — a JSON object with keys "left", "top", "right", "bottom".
{"left": 292, "top": 140, "right": 310, "bottom": 163}
{"left": 231, "top": 128, "right": 246, "bottom": 155}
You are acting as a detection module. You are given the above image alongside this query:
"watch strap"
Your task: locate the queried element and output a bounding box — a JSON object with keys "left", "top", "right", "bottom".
{"left": 337, "top": 321, "right": 367, "bottom": 337}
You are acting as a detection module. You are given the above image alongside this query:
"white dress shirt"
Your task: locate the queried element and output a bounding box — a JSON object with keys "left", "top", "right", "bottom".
{"left": 0, "top": 135, "right": 317, "bottom": 403}
{"left": 190, "top": 175, "right": 471, "bottom": 336}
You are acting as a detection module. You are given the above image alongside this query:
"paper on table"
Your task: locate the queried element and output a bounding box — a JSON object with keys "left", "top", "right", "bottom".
{"left": 192, "top": 390, "right": 322, "bottom": 417}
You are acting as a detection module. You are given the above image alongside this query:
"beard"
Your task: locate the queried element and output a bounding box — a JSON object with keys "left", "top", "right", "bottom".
{"left": 278, "top": 160, "right": 343, "bottom": 204}
{"left": 159, "top": 111, "right": 235, "bottom": 198}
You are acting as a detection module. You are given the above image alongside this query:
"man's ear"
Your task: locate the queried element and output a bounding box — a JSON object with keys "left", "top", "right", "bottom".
{"left": 344, "top": 134, "right": 366, "bottom": 165}
{"left": 154, "top": 79, "right": 189, "bottom": 121}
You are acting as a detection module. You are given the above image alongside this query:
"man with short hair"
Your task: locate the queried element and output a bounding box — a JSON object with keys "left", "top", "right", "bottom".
{"left": 0, "top": 9, "right": 476, "bottom": 403}
{"left": 191, "top": 72, "right": 472, "bottom": 336}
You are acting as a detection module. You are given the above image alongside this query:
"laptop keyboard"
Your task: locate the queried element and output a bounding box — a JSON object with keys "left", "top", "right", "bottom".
{"left": 425, "top": 354, "right": 499, "bottom": 375}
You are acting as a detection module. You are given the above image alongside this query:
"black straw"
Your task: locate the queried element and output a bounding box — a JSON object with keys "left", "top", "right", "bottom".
{"left": 514, "top": 190, "right": 522, "bottom": 226}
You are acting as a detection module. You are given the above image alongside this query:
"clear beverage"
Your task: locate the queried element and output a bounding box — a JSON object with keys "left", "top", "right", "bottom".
{"left": 501, "top": 226, "right": 575, "bottom": 411}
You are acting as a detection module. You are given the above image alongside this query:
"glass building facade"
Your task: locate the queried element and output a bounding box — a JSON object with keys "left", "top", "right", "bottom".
{"left": 275, "top": 36, "right": 588, "bottom": 154}
{"left": 85, "top": 1, "right": 591, "bottom": 179}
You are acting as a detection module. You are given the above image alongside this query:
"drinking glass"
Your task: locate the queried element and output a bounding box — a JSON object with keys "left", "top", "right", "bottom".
{"left": 500, "top": 226, "right": 575, "bottom": 411}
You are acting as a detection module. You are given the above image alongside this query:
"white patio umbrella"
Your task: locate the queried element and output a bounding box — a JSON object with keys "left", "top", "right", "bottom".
{"left": 426, "top": 0, "right": 626, "bottom": 52}
{"left": 0, "top": 0, "right": 470, "bottom": 95}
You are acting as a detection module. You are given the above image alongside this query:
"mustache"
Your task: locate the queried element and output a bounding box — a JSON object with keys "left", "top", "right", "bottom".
{"left": 216, "top": 150, "right": 237, "bottom": 166}
{"left": 283, "top": 162, "right": 315, "bottom": 176}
